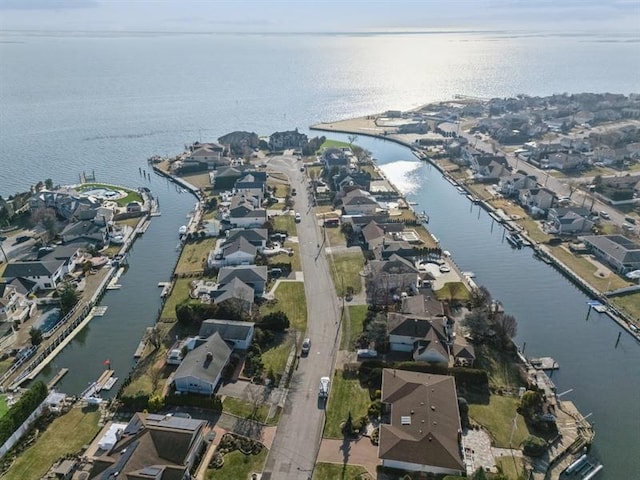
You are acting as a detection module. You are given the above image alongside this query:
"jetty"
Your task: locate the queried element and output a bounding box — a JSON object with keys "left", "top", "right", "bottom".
{"left": 530, "top": 357, "right": 559, "bottom": 370}
{"left": 134, "top": 327, "right": 153, "bottom": 359}
{"left": 47, "top": 368, "right": 69, "bottom": 389}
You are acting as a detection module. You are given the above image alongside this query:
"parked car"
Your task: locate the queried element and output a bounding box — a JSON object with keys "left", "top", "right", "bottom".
{"left": 599, "top": 211, "right": 610, "bottom": 219}
{"left": 295, "top": 212, "right": 301, "bottom": 223}
{"left": 439, "top": 264, "right": 451, "bottom": 273}
{"left": 356, "top": 349, "right": 378, "bottom": 359}
{"left": 301, "top": 338, "right": 311, "bottom": 356}
{"left": 14, "top": 235, "right": 31, "bottom": 245}
{"left": 318, "top": 376, "right": 330, "bottom": 398}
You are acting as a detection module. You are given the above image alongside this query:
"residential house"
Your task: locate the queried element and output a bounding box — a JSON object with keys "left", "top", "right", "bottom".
{"left": 378, "top": 369, "right": 465, "bottom": 476}
{"left": 334, "top": 171, "right": 372, "bottom": 192}
{"left": 225, "top": 228, "right": 268, "bottom": 251}
{"left": 452, "top": 343, "right": 476, "bottom": 367}
{"left": 269, "top": 129, "right": 308, "bottom": 150}
{"left": 125, "top": 201, "right": 142, "bottom": 213}
{"left": 580, "top": 235, "right": 640, "bottom": 274}
{"left": 362, "top": 221, "right": 386, "bottom": 251}
{"left": 212, "top": 166, "right": 244, "bottom": 190}
{"left": 341, "top": 214, "right": 394, "bottom": 233}
{"left": 399, "top": 293, "right": 445, "bottom": 317}
{"left": 173, "top": 332, "right": 232, "bottom": 395}
{"left": 199, "top": 319, "right": 255, "bottom": 350}
{"left": 0, "top": 283, "right": 34, "bottom": 324}
{"left": 546, "top": 152, "right": 585, "bottom": 171}
{"left": 379, "top": 241, "right": 418, "bottom": 261}
{"left": 60, "top": 220, "right": 107, "bottom": 246}
{"left": 89, "top": 412, "right": 206, "bottom": 479}
{"left": 235, "top": 172, "right": 267, "bottom": 205}
{"left": 217, "top": 265, "right": 268, "bottom": 296}
{"left": 471, "top": 155, "right": 509, "bottom": 180}
{"left": 339, "top": 188, "right": 381, "bottom": 216}
{"left": 519, "top": 187, "right": 555, "bottom": 212}
{"left": 323, "top": 147, "right": 350, "bottom": 171}
{"left": 184, "top": 142, "right": 225, "bottom": 169}
{"left": 498, "top": 173, "right": 538, "bottom": 197}
{"left": 208, "top": 278, "right": 255, "bottom": 313}
{"left": 207, "top": 237, "right": 257, "bottom": 268}
{"left": 366, "top": 255, "right": 420, "bottom": 301}
{"left": 547, "top": 207, "right": 594, "bottom": 235}
{"left": 227, "top": 194, "right": 267, "bottom": 228}
{"left": 387, "top": 313, "right": 450, "bottom": 364}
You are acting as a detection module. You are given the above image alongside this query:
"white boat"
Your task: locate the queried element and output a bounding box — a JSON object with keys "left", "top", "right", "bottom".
{"left": 178, "top": 225, "right": 187, "bottom": 235}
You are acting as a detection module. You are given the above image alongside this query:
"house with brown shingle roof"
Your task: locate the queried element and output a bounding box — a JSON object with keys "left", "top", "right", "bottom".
{"left": 379, "top": 369, "right": 465, "bottom": 476}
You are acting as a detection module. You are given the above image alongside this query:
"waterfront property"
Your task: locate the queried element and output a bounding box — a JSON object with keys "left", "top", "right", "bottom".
{"left": 580, "top": 234, "right": 640, "bottom": 274}
{"left": 378, "top": 369, "right": 465, "bottom": 476}
{"left": 88, "top": 412, "right": 206, "bottom": 479}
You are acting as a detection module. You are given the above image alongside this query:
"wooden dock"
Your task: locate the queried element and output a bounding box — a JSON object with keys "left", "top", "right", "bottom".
{"left": 90, "top": 306, "right": 109, "bottom": 316}
{"left": 47, "top": 368, "right": 69, "bottom": 389}
{"left": 530, "top": 357, "right": 559, "bottom": 370}
{"left": 133, "top": 327, "right": 153, "bottom": 359}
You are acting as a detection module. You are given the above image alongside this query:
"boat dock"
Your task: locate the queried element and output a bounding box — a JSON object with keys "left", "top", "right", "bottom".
{"left": 530, "top": 357, "right": 560, "bottom": 370}
{"left": 90, "top": 306, "right": 109, "bottom": 316}
{"left": 47, "top": 368, "right": 69, "bottom": 389}
{"left": 80, "top": 368, "right": 115, "bottom": 400}
{"left": 158, "top": 281, "right": 172, "bottom": 298}
{"left": 134, "top": 327, "right": 153, "bottom": 359}
{"left": 106, "top": 267, "right": 125, "bottom": 290}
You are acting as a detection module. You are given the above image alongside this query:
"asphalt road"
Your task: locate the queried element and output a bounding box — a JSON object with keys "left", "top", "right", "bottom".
{"left": 262, "top": 153, "right": 343, "bottom": 480}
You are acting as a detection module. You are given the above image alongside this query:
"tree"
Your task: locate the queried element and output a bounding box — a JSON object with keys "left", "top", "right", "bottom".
{"left": 462, "top": 308, "right": 492, "bottom": 340}
{"left": 470, "top": 285, "right": 492, "bottom": 309}
{"left": 29, "top": 327, "right": 43, "bottom": 346}
{"left": 44, "top": 178, "right": 54, "bottom": 190}
{"left": 259, "top": 311, "right": 290, "bottom": 331}
{"left": 494, "top": 313, "right": 518, "bottom": 344}
{"left": 59, "top": 282, "right": 80, "bottom": 317}
{"left": 149, "top": 366, "right": 162, "bottom": 392}
{"left": 148, "top": 394, "right": 165, "bottom": 412}
{"left": 347, "top": 134, "right": 358, "bottom": 147}
{"left": 30, "top": 207, "right": 58, "bottom": 242}
{"left": 366, "top": 318, "right": 387, "bottom": 352}
{"left": 148, "top": 325, "right": 162, "bottom": 350}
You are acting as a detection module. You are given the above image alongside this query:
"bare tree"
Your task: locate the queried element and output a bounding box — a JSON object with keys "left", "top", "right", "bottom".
{"left": 348, "top": 134, "right": 358, "bottom": 147}
{"left": 149, "top": 365, "right": 162, "bottom": 393}
{"left": 148, "top": 325, "right": 162, "bottom": 350}
{"left": 495, "top": 313, "right": 518, "bottom": 342}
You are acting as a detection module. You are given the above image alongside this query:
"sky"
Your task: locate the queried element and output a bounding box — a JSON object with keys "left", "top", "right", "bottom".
{"left": 0, "top": 0, "right": 638, "bottom": 34}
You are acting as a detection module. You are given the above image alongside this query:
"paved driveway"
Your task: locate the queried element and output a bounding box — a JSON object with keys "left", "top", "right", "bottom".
{"left": 317, "top": 437, "right": 381, "bottom": 477}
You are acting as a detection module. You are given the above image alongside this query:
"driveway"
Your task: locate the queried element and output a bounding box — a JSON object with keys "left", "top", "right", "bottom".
{"left": 317, "top": 437, "right": 381, "bottom": 477}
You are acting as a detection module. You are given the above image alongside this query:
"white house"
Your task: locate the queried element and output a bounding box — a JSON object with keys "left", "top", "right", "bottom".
{"left": 227, "top": 195, "right": 267, "bottom": 228}
{"left": 339, "top": 188, "right": 381, "bottom": 216}
{"left": 207, "top": 237, "right": 257, "bottom": 268}
{"left": 0, "top": 283, "right": 34, "bottom": 323}
{"left": 173, "top": 332, "right": 232, "bottom": 395}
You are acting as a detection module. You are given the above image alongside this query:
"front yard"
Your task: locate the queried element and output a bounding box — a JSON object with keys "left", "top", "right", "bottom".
{"left": 314, "top": 463, "right": 369, "bottom": 480}
{"left": 206, "top": 448, "right": 268, "bottom": 480}
{"left": 260, "top": 281, "right": 307, "bottom": 332}
{"left": 328, "top": 251, "right": 365, "bottom": 296}
{"left": 324, "top": 370, "right": 371, "bottom": 439}
{"left": 223, "top": 396, "right": 270, "bottom": 423}
{"left": 261, "top": 333, "right": 295, "bottom": 381}
{"left": 272, "top": 214, "right": 297, "bottom": 236}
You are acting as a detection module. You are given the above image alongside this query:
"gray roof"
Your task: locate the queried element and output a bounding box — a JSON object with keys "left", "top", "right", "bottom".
{"left": 221, "top": 236, "right": 257, "bottom": 257}
{"left": 218, "top": 265, "right": 268, "bottom": 285}
{"left": 212, "top": 277, "right": 255, "bottom": 304}
{"left": 226, "top": 228, "right": 268, "bottom": 245}
{"left": 581, "top": 234, "right": 640, "bottom": 264}
{"left": 174, "top": 332, "right": 232, "bottom": 385}
{"left": 199, "top": 319, "right": 255, "bottom": 342}
{"left": 2, "top": 260, "right": 64, "bottom": 278}
{"left": 388, "top": 313, "right": 447, "bottom": 342}
{"left": 369, "top": 254, "right": 418, "bottom": 275}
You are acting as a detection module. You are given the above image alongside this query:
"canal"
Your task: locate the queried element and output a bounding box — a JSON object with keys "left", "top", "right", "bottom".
{"left": 34, "top": 172, "right": 196, "bottom": 397}
{"left": 348, "top": 134, "right": 639, "bottom": 479}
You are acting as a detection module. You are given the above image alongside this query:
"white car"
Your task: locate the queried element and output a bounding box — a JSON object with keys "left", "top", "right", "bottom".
{"left": 295, "top": 212, "right": 301, "bottom": 223}
{"left": 319, "top": 376, "right": 330, "bottom": 398}
{"left": 301, "top": 338, "right": 311, "bottom": 356}
{"left": 599, "top": 211, "right": 610, "bottom": 219}
{"left": 439, "top": 264, "right": 451, "bottom": 273}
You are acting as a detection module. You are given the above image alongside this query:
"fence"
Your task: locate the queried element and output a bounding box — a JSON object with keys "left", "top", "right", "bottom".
{"left": 0, "top": 397, "right": 49, "bottom": 457}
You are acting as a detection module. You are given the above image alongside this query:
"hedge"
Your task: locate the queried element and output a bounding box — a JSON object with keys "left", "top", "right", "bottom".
{"left": 0, "top": 381, "right": 47, "bottom": 445}
{"left": 165, "top": 393, "right": 222, "bottom": 411}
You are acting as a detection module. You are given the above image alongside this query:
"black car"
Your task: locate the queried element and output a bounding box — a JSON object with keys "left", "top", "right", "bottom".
{"left": 14, "top": 235, "right": 31, "bottom": 245}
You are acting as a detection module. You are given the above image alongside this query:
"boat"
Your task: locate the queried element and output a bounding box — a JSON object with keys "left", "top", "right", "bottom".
{"left": 456, "top": 186, "right": 466, "bottom": 194}
{"left": 178, "top": 225, "right": 187, "bottom": 235}
{"left": 506, "top": 233, "right": 523, "bottom": 248}
{"left": 101, "top": 377, "right": 118, "bottom": 391}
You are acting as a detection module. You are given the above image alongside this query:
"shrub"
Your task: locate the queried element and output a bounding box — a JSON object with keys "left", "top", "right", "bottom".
{"left": 368, "top": 400, "right": 381, "bottom": 419}
{"left": 522, "top": 435, "right": 547, "bottom": 457}
{"left": 0, "top": 381, "right": 48, "bottom": 445}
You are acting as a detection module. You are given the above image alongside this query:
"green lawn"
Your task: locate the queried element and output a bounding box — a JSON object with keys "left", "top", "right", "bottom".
{"left": 611, "top": 292, "right": 640, "bottom": 323}
{"left": 0, "top": 395, "right": 8, "bottom": 418}
{"left": 267, "top": 179, "right": 290, "bottom": 198}
{"left": 496, "top": 455, "right": 527, "bottom": 479}
{"left": 324, "top": 371, "right": 371, "bottom": 439}
{"left": 175, "top": 238, "right": 216, "bottom": 275}
{"left": 515, "top": 218, "right": 551, "bottom": 244}
{"left": 4, "top": 406, "right": 101, "bottom": 480}
{"left": 75, "top": 182, "right": 143, "bottom": 206}
{"left": 549, "top": 246, "right": 632, "bottom": 292}
{"left": 0, "top": 358, "right": 13, "bottom": 378}
{"left": 324, "top": 225, "right": 347, "bottom": 248}
{"left": 313, "top": 463, "right": 368, "bottom": 480}
{"left": 328, "top": 251, "right": 364, "bottom": 296}
{"left": 160, "top": 278, "right": 193, "bottom": 321}
{"left": 262, "top": 334, "right": 295, "bottom": 380}
{"left": 206, "top": 448, "right": 268, "bottom": 480}
{"left": 272, "top": 214, "right": 298, "bottom": 236}
{"left": 474, "top": 344, "right": 523, "bottom": 390}
{"left": 434, "top": 282, "right": 471, "bottom": 302}
{"left": 468, "top": 395, "right": 529, "bottom": 448}
{"left": 358, "top": 164, "right": 382, "bottom": 180}
{"left": 269, "top": 241, "right": 302, "bottom": 272}
{"left": 223, "top": 396, "right": 270, "bottom": 423}
{"left": 318, "top": 139, "right": 351, "bottom": 152}
{"left": 341, "top": 305, "right": 368, "bottom": 350}
{"left": 260, "top": 281, "right": 307, "bottom": 332}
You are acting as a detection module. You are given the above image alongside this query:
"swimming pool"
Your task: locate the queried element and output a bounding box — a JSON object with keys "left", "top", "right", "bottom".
{"left": 35, "top": 308, "right": 62, "bottom": 333}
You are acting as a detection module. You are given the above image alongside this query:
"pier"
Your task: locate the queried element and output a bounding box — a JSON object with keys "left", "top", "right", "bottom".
{"left": 47, "top": 368, "right": 69, "bottom": 390}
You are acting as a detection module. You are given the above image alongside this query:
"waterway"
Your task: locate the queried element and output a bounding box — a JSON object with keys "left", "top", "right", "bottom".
{"left": 328, "top": 133, "right": 640, "bottom": 479}
{"left": 34, "top": 174, "right": 196, "bottom": 397}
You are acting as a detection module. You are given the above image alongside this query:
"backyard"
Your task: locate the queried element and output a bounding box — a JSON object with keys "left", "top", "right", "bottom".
{"left": 324, "top": 370, "right": 371, "bottom": 439}
{"left": 341, "top": 305, "right": 368, "bottom": 350}
{"left": 159, "top": 277, "right": 193, "bottom": 321}
{"left": 174, "top": 238, "right": 216, "bottom": 276}
{"left": 468, "top": 395, "right": 529, "bottom": 448}
{"left": 4, "top": 406, "right": 101, "bottom": 480}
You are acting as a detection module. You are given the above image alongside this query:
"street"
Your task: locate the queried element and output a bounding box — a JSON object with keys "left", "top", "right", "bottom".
{"left": 261, "top": 153, "right": 343, "bottom": 479}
